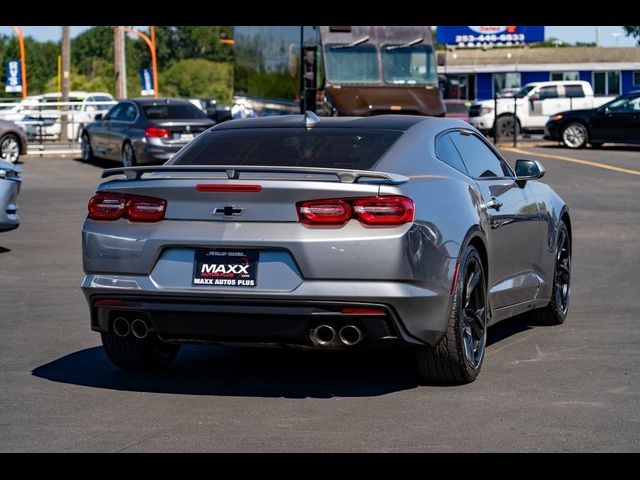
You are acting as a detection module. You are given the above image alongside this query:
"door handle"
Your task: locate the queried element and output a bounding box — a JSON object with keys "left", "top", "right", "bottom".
{"left": 485, "top": 198, "right": 503, "bottom": 210}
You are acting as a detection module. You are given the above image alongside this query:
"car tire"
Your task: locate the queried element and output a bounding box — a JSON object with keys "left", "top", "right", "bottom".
{"left": 80, "top": 132, "right": 93, "bottom": 162}
{"left": 101, "top": 332, "right": 180, "bottom": 371}
{"left": 561, "top": 123, "right": 588, "bottom": 149}
{"left": 494, "top": 115, "right": 520, "bottom": 141}
{"left": 529, "top": 222, "right": 571, "bottom": 325}
{"left": 414, "top": 245, "right": 488, "bottom": 385}
{"left": 122, "top": 141, "right": 137, "bottom": 167}
{"left": 0, "top": 133, "right": 21, "bottom": 164}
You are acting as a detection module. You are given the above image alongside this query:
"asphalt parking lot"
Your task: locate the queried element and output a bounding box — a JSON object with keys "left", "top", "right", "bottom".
{"left": 0, "top": 144, "right": 638, "bottom": 452}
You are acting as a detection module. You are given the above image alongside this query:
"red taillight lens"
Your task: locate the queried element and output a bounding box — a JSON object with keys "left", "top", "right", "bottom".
{"left": 297, "top": 196, "right": 414, "bottom": 226}
{"left": 144, "top": 126, "right": 170, "bottom": 139}
{"left": 88, "top": 193, "right": 166, "bottom": 222}
{"left": 353, "top": 196, "right": 414, "bottom": 225}
{"left": 88, "top": 193, "right": 125, "bottom": 220}
{"left": 125, "top": 196, "right": 167, "bottom": 222}
{"left": 298, "top": 199, "right": 352, "bottom": 224}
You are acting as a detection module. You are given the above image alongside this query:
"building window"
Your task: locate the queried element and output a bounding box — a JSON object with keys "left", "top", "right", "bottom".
{"left": 593, "top": 71, "right": 621, "bottom": 96}
{"left": 550, "top": 71, "right": 579, "bottom": 81}
{"left": 443, "top": 74, "right": 476, "bottom": 100}
{"left": 493, "top": 72, "right": 521, "bottom": 98}
{"left": 633, "top": 72, "right": 640, "bottom": 86}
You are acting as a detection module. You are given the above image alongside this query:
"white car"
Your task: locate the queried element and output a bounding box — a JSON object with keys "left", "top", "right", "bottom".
{"left": 468, "top": 81, "right": 615, "bottom": 137}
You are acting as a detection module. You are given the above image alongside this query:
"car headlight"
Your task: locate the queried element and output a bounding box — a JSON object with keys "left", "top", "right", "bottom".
{"left": 550, "top": 114, "right": 563, "bottom": 121}
{"left": 0, "top": 169, "right": 19, "bottom": 179}
{"left": 479, "top": 106, "right": 494, "bottom": 115}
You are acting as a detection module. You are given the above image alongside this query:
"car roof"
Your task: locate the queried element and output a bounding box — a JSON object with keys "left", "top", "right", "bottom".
{"left": 129, "top": 98, "right": 195, "bottom": 106}
{"left": 214, "top": 114, "right": 459, "bottom": 132}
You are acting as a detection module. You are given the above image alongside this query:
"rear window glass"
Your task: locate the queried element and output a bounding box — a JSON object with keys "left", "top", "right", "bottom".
{"left": 171, "top": 128, "right": 403, "bottom": 170}
{"left": 142, "top": 104, "right": 206, "bottom": 120}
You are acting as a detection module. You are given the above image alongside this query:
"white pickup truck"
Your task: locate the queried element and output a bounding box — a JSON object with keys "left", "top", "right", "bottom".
{"left": 468, "top": 81, "right": 615, "bottom": 137}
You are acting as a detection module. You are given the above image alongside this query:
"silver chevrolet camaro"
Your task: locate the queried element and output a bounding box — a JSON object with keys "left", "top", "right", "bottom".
{"left": 82, "top": 114, "right": 571, "bottom": 384}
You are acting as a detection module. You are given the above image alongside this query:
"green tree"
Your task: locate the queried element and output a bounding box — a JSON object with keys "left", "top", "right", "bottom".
{"left": 623, "top": 26, "right": 640, "bottom": 45}
{"left": 160, "top": 58, "right": 232, "bottom": 102}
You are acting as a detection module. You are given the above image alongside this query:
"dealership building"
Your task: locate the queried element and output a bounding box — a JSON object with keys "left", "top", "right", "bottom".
{"left": 438, "top": 46, "right": 640, "bottom": 102}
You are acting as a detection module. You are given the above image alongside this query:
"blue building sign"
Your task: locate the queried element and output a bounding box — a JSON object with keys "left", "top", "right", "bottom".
{"left": 140, "top": 68, "right": 155, "bottom": 96}
{"left": 437, "top": 26, "right": 545, "bottom": 47}
{"left": 5, "top": 59, "right": 23, "bottom": 93}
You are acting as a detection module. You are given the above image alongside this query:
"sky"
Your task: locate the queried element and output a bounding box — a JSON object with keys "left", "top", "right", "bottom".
{"left": 0, "top": 26, "right": 637, "bottom": 47}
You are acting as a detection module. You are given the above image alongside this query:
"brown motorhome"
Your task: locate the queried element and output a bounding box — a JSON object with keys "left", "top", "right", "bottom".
{"left": 233, "top": 26, "right": 445, "bottom": 117}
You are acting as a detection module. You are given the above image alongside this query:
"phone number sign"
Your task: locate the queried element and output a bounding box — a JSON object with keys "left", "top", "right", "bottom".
{"left": 437, "top": 26, "right": 545, "bottom": 47}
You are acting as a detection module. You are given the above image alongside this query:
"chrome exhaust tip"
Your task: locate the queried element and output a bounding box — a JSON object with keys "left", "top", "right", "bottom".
{"left": 113, "top": 317, "right": 130, "bottom": 337}
{"left": 130, "top": 318, "right": 149, "bottom": 339}
{"left": 339, "top": 325, "right": 363, "bottom": 346}
{"left": 313, "top": 325, "right": 336, "bottom": 346}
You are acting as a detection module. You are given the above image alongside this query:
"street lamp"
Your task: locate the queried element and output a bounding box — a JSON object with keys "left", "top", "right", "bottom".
{"left": 117, "top": 26, "right": 159, "bottom": 98}
{"left": 612, "top": 32, "right": 620, "bottom": 47}
{"left": 10, "top": 26, "right": 28, "bottom": 98}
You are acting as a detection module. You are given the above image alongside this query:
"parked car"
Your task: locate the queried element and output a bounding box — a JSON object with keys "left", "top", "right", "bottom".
{"left": 544, "top": 90, "right": 640, "bottom": 148}
{"left": 443, "top": 99, "right": 471, "bottom": 122}
{"left": 469, "top": 81, "right": 615, "bottom": 138}
{"left": 25, "top": 91, "right": 116, "bottom": 141}
{"left": 82, "top": 114, "right": 572, "bottom": 385}
{"left": 0, "top": 159, "right": 22, "bottom": 232}
{"left": 80, "top": 98, "right": 215, "bottom": 166}
{"left": 0, "top": 120, "right": 28, "bottom": 164}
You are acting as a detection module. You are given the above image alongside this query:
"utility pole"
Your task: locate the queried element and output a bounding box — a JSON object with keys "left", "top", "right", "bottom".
{"left": 60, "top": 26, "right": 71, "bottom": 144}
{"left": 596, "top": 26, "right": 600, "bottom": 47}
{"left": 114, "top": 27, "right": 127, "bottom": 99}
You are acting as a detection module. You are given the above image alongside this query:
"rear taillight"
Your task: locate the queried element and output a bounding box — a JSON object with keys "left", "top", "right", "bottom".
{"left": 298, "top": 199, "right": 352, "bottom": 224}
{"left": 353, "top": 196, "right": 414, "bottom": 225}
{"left": 297, "top": 196, "right": 414, "bottom": 227}
{"left": 144, "top": 126, "right": 170, "bottom": 139}
{"left": 88, "top": 193, "right": 166, "bottom": 222}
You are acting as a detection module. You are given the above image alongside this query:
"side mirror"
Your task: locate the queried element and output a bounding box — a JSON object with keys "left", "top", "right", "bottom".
{"left": 94, "top": 113, "right": 103, "bottom": 121}
{"left": 515, "top": 159, "right": 545, "bottom": 183}
{"left": 529, "top": 93, "right": 541, "bottom": 101}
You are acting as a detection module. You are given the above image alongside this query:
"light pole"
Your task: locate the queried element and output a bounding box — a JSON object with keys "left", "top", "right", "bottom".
{"left": 117, "top": 26, "right": 159, "bottom": 98}
{"left": 10, "top": 26, "right": 27, "bottom": 98}
{"left": 612, "top": 32, "right": 620, "bottom": 47}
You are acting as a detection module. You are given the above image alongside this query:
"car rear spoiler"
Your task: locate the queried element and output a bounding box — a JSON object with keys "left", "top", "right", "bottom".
{"left": 101, "top": 165, "right": 409, "bottom": 185}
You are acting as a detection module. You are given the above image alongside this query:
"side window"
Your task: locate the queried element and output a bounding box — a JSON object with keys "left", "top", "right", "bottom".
{"left": 564, "top": 85, "right": 585, "bottom": 98}
{"left": 449, "top": 132, "right": 512, "bottom": 179}
{"left": 104, "top": 104, "right": 122, "bottom": 121}
{"left": 116, "top": 103, "right": 137, "bottom": 122}
{"left": 539, "top": 86, "right": 559, "bottom": 99}
{"left": 435, "top": 133, "right": 467, "bottom": 174}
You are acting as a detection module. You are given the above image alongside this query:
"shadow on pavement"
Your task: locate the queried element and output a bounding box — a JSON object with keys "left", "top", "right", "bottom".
{"left": 32, "top": 313, "right": 544, "bottom": 398}
{"left": 0, "top": 246, "right": 10, "bottom": 254}
{"left": 539, "top": 144, "right": 640, "bottom": 152}
{"left": 72, "top": 156, "right": 121, "bottom": 169}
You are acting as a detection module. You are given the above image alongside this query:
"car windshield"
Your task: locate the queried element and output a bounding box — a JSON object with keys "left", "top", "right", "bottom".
{"left": 382, "top": 45, "right": 437, "bottom": 84}
{"left": 171, "top": 128, "right": 403, "bottom": 170}
{"left": 142, "top": 104, "right": 207, "bottom": 120}
{"left": 514, "top": 85, "right": 536, "bottom": 98}
{"left": 324, "top": 44, "right": 379, "bottom": 83}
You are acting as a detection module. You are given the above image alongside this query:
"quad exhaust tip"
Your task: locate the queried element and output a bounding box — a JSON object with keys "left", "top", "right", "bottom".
{"left": 339, "top": 325, "right": 363, "bottom": 346}
{"left": 131, "top": 318, "right": 149, "bottom": 339}
{"left": 113, "top": 317, "right": 130, "bottom": 337}
{"left": 313, "top": 325, "right": 336, "bottom": 346}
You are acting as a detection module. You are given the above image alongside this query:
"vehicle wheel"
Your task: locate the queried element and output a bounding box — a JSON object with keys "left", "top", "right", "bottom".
{"left": 101, "top": 332, "right": 180, "bottom": 371}
{"left": 494, "top": 115, "right": 520, "bottom": 140}
{"left": 0, "top": 134, "right": 20, "bottom": 164}
{"left": 122, "top": 142, "right": 137, "bottom": 167}
{"left": 590, "top": 142, "right": 604, "bottom": 148}
{"left": 529, "top": 222, "right": 571, "bottom": 325}
{"left": 561, "top": 123, "right": 588, "bottom": 148}
{"left": 80, "top": 132, "right": 93, "bottom": 162}
{"left": 414, "top": 245, "right": 488, "bottom": 385}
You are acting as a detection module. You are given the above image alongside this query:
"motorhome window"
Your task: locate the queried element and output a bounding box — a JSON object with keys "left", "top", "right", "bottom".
{"left": 382, "top": 45, "right": 437, "bottom": 84}
{"left": 324, "top": 44, "right": 379, "bottom": 83}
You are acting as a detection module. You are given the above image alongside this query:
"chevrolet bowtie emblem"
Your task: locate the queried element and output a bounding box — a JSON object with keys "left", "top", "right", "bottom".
{"left": 214, "top": 206, "right": 243, "bottom": 217}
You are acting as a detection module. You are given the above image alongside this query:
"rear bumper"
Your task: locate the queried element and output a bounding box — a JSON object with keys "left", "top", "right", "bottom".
{"left": 82, "top": 275, "right": 453, "bottom": 347}
{"left": 133, "top": 139, "right": 188, "bottom": 164}
{"left": 0, "top": 179, "right": 21, "bottom": 232}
